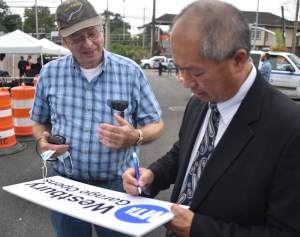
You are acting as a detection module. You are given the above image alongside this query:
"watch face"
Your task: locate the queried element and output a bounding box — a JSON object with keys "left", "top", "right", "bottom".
{"left": 136, "top": 129, "right": 143, "bottom": 145}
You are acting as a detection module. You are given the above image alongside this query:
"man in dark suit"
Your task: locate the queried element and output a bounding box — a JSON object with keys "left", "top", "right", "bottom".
{"left": 123, "top": 1, "right": 300, "bottom": 237}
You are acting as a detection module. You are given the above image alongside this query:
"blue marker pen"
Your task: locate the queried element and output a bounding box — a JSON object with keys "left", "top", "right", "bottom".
{"left": 132, "top": 152, "right": 142, "bottom": 195}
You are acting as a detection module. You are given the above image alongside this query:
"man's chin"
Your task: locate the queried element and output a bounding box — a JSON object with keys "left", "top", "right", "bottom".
{"left": 81, "top": 51, "right": 97, "bottom": 58}
{"left": 193, "top": 92, "right": 210, "bottom": 102}
{"left": 78, "top": 55, "right": 102, "bottom": 67}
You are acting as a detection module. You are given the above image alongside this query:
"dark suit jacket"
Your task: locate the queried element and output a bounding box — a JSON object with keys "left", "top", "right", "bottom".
{"left": 149, "top": 74, "right": 300, "bottom": 236}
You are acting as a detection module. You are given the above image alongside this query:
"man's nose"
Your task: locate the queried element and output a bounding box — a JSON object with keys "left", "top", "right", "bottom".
{"left": 81, "top": 35, "right": 94, "bottom": 47}
{"left": 179, "top": 70, "right": 194, "bottom": 88}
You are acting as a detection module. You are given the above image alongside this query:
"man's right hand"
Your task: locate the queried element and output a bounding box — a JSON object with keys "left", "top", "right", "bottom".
{"left": 122, "top": 167, "right": 154, "bottom": 196}
{"left": 38, "top": 131, "right": 69, "bottom": 157}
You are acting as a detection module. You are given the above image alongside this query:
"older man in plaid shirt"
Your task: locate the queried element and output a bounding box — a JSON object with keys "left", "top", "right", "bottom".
{"left": 31, "top": 0, "right": 164, "bottom": 236}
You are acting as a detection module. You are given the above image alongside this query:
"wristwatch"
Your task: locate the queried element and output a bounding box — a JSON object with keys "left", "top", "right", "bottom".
{"left": 135, "top": 129, "right": 143, "bottom": 146}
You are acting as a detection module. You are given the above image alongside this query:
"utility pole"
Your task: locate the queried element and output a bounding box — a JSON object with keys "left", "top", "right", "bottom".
{"left": 143, "top": 7, "right": 145, "bottom": 48}
{"left": 105, "top": 15, "right": 110, "bottom": 50}
{"left": 252, "top": 0, "right": 259, "bottom": 50}
{"left": 35, "top": 0, "right": 39, "bottom": 39}
{"left": 123, "top": 0, "right": 125, "bottom": 41}
{"left": 151, "top": 0, "right": 156, "bottom": 56}
{"left": 292, "top": 0, "right": 300, "bottom": 53}
{"left": 105, "top": 0, "right": 110, "bottom": 50}
{"left": 281, "top": 6, "right": 286, "bottom": 45}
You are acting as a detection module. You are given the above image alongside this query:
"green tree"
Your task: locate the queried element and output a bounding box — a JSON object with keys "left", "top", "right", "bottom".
{"left": 23, "top": 6, "right": 55, "bottom": 35}
{"left": 271, "top": 29, "right": 288, "bottom": 51}
{"left": 3, "top": 14, "right": 22, "bottom": 32}
{"left": 102, "top": 10, "right": 131, "bottom": 40}
{"left": 100, "top": 10, "right": 151, "bottom": 61}
{"left": 110, "top": 12, "right": 130, "bottom": 36}
{"left": 110, "top": 43, "right": 148, "bottom": 63}
{"left": 0, "top": 0, "right": 10, "bottom": 31}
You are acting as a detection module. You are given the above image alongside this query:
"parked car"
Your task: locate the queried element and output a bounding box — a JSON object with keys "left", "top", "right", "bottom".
{"left": 153, "top": 58, "right": 176, "bottom": 71}
{"left": 250, "top": 50, "right": 300, "bottom": 99}
{"left": 140, "top": 56, "right": 167, "bottom": 69}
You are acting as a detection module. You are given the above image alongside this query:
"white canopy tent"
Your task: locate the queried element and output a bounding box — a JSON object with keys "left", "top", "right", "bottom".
{"left": 1, "top": 30, "right": 51, "bottom": 54}
{"left": 0, "top": 30, "right": 71, "bottom": 77}
{"left": 39, "top": 38, "right": 70, "bottom": 55}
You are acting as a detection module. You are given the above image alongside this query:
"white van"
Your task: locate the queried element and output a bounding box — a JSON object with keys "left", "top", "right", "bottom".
{"left": 250, "top": 50, "right": 300, "bottom": 99}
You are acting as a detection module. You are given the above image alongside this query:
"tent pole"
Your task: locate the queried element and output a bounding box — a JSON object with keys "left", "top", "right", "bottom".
{"left": 41, "top": 52, "right": 44, "bottom": 65}
{"left": 12, "top": 54, "right": 15, "bottom": 77}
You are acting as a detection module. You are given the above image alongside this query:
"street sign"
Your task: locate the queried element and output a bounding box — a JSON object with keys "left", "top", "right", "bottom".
{"left": 3, "top": 176, "right": 176, "bottom": 237}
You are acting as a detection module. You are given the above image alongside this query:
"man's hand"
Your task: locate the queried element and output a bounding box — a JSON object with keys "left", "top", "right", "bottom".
{"left": 98, "top": 114, "right": 139, "bottom": 149}
{"left": 122, "top": 167, "right": 154, "bottom": 195}
{"left": 38, "top": 131, "right": 69, "bottom": 157}
{"left": 166, "top": 204, "right": 194, "bottom": 237}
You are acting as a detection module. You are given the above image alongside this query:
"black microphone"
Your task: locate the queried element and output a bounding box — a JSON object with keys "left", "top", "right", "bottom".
{"left": 107, "top": 99, "right": 128, "bottom": 118}
{"left": 47, "top": 135, "right": 66, "bottom": 145}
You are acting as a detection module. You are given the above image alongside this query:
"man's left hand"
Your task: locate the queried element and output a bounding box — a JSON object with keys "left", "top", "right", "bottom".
{"left": 166, "top": 204, "right": 194, "bottom": 237}
{"left": 98, "top": 114, "right": 139, "bottom": 149}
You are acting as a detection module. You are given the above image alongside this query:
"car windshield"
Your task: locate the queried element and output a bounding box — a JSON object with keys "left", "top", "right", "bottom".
{"left": 288, "top": 54, "right": 300, "bottom": 70}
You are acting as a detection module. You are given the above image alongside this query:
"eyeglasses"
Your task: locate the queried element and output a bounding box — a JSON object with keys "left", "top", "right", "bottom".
{"left": 66, "top": 27, "right": 102, "bottom": 45}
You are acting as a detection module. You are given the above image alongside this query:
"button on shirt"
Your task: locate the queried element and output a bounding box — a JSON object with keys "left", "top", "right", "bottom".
{"left": 31, "top": 50, "right": 162, "bottom": 181}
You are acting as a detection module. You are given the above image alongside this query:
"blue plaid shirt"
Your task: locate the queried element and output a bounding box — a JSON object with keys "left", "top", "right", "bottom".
{"left": 31, "top": 50, "right": 161, "bottom": 181}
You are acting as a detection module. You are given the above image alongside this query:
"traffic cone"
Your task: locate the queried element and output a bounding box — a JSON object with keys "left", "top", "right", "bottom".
{"left": 11, "top": 85, "right": 35, "bottom": 141}
{"left": 0, "top": 89, "right": 26, "bottom": 156}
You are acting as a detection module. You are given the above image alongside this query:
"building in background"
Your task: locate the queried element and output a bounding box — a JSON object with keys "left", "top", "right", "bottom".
{"left": 147, "top": 11, "right": 300, "bottom": 56}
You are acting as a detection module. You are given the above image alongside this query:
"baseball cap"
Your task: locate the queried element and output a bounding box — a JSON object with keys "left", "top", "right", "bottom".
{"left": 56, "top": 0, "right": 102, "bottom": 37}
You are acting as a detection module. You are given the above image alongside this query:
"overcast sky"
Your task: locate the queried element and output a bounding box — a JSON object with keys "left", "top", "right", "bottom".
{"left": 6, "top": 0, "right": 298, "bottom": 33}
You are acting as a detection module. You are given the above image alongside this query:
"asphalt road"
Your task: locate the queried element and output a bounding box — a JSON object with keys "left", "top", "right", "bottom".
{"left": 0, "top": 69, "right": 191, "bottom": 237}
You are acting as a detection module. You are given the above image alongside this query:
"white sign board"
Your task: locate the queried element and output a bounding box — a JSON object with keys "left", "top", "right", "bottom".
{"left": 3, "top": 176, "right": 175, "bottom": 237}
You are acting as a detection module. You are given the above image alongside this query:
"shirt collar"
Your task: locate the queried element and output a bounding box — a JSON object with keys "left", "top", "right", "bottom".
{"left": 71, "top": 48, "right": 108, "bottom": 72}
{"left": 216, "top": 64, "right": 257, "bottom": 126}
{"left": 101, "top": 48, "right": 108, "bottom": 71}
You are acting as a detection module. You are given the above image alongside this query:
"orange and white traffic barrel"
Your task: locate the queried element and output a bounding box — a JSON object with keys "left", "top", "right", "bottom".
{"left": 11, "top": 86, "right": 35, "bottom": 136}
{"left": 0, "top": 87, "right": 10, "bottom": 93}
{"left": 0, "top": 89, "right": 25, "bottom": 156}
{"left": 0, "top": 89, "right": 16, "bottom": 148}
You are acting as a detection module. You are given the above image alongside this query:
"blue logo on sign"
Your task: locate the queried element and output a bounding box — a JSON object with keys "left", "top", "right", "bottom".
{"left": 115, "top": 204, "right": 169, "bottom": 223}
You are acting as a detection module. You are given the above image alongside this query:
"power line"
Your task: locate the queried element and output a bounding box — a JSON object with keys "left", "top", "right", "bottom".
{"left": 8, "top": 6, "right": 57, "bottom": 8}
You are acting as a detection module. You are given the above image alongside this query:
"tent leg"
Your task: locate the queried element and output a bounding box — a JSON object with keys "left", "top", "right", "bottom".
{"left": 12, "top": 54, "right": 15, "bottom": 77}
{"left": 40, "top": 52, "right": 43, "bottom": 65}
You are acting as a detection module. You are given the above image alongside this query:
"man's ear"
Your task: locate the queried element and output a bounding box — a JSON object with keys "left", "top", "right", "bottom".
{"left": 232, "top": 49, "right": 249, "bottom": 71}
{"left": 59, "top": 32, "right": 69, "bottom": 48}
{"left": 62, "top": 38, "right": 70, "bottom": 49}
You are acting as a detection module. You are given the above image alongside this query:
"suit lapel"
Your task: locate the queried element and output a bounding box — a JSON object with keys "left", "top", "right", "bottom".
{"left": 171, "top": 99, "right": 208, "bottom": 201}
{"left": 190, "top": 75, "right": 265, "bottom": 210}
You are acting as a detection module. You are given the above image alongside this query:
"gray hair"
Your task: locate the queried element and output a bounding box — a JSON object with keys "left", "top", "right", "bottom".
{"left": 172, "top": 0, "right": 251, "bottom": 62}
